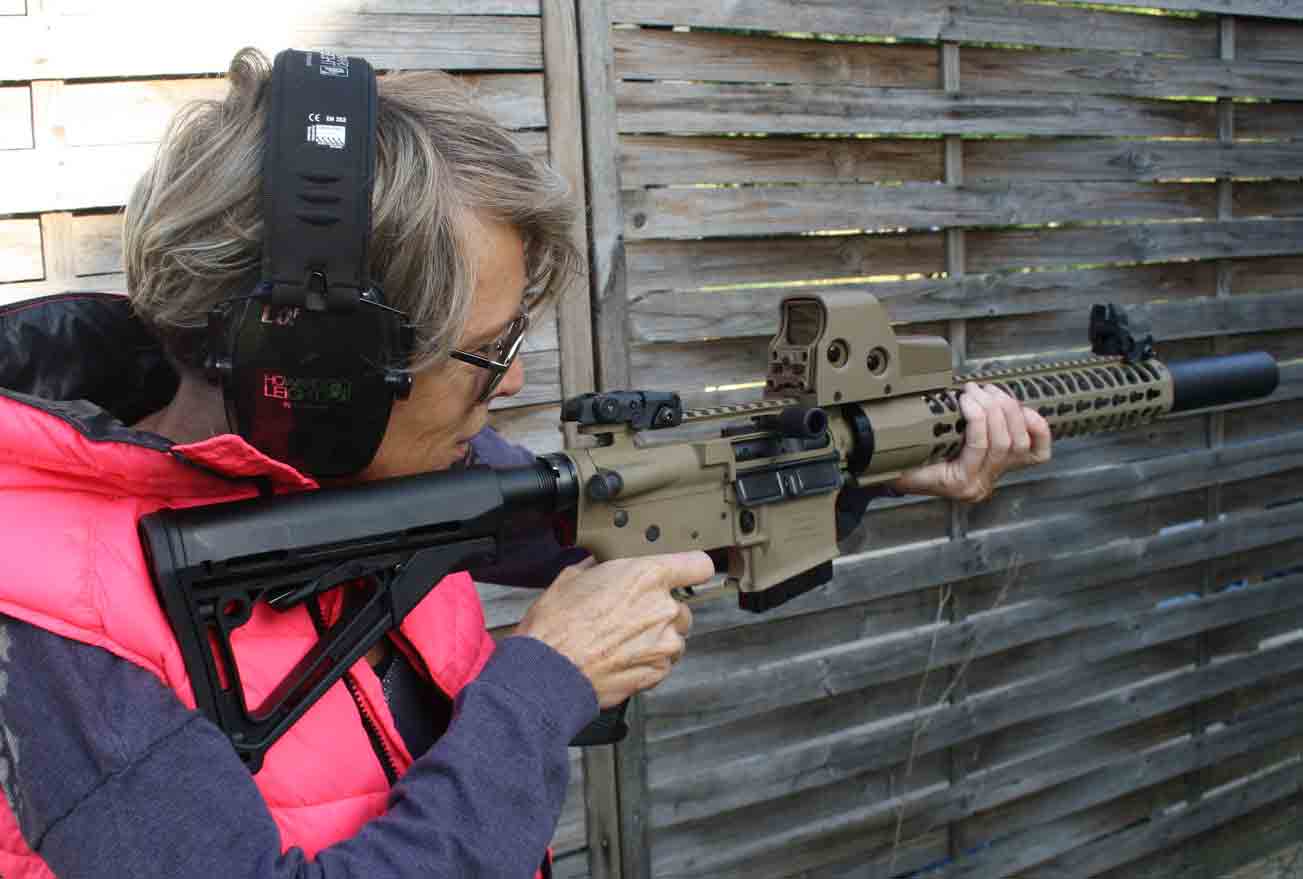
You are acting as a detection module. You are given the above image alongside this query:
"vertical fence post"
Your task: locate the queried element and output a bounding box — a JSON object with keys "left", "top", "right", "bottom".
{"left": 574, "top": 2, "right": 646, "bottom": 877}
{"left": 941, "top": 39, "right": 975, "bottom": 863}
{"left": 577, "top": 0, "right": 632, "bottom": 393}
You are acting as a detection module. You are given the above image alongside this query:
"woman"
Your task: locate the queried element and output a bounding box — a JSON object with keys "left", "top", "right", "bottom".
{"left": 0, "top": 49, "right": 1049, "bottom": 878}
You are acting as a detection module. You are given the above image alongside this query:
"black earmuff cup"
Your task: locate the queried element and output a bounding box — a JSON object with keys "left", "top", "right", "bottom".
{"left": 218, "top": 297, "right": 407, "bottom": 477}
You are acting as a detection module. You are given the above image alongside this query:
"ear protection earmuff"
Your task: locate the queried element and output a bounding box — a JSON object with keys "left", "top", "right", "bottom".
{"left": 206, "top": 49, "right": 413, "bottom": 477}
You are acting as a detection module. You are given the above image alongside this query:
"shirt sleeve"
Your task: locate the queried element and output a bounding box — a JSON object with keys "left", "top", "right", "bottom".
{"left": 467, "top": 426, "right": 589, "bottom": 588}
{"left": 0, "top": 616, "right": 596, "bottom": 879}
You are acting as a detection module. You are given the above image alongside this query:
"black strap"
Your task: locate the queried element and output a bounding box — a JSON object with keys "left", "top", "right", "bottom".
{"left": 262, "top": 50, "right": 378, "bottom": 310}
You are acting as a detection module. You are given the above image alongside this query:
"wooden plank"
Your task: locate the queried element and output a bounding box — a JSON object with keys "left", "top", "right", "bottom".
{"left": 0, "top": 132, "right": 548, "bottom": 216}
{"left": 624, "top": 181, "right": 1217, "bottom": 241}
{"left": 1103, "top": 0, "right": 1303, "bottom": 17}
{"left": 619, "top": 135, "right": 945, "bottom": 187}
{"left": 648, "top": 611, "right": 1303, "bottom": 830}
{"left": 486, "top": 400, "right": 564, "bottom": 453}
{"left": 0, "top": 273, "right": 125, "bottom": 306}
{"left": 1016, "top": 763, "right": 1303, "bottom": 878}
{"left": 608, "top": 1, "right": 1219, "bottom": 57}
{"left": 967, "top": 291, "right": 1303, "bottom": 359}
{"left": 1240, "top": 19, "right": 1303, "bottom": 64}
{"left": 577, "top": 0, "right": 631, "bottom": 391}
{"left": 966, "top": 219, "right": 1303, "bottom": 274}
{"left": 612, "top": 28, "right": 939, "bottom": 89}
{"left": 625, "top": 231, "right": 945, "bottom": 298}
{"left": 650, "top": 515, "right": 1303, "bottom": 740}
{"left": 628, "top": 263, "right": 1213, "bottom": 344}
{"left": 966, "top": 139, "right": 1303, "bottom": 183}
{"left": 964, "top": 47, "right": 1303, "bottom": 101}
{"left": 0, "top": 87, "right": 32, "bottom": 150}
{"left": 541, "top": 0, "right": 595, "bottom": 452}
{"left": 1228, "top": 255, "right": 1303, "bottom": 296}
{"left": 0, "top": 220, "right": 43, "bottom": 284}
{"left": 46, "top": 1, "right": 541, "bottom": 12}
{"left": 616, "top": 82, "right": 1217, "bottom": 138}
{"left": 674, "top": 700, "right": 1303, "bottom": 879}
{"left": 54, "top": 74, "right": 544, "bottom": 147}
{"left": 1237, "top": 102, "right": 1303, "bottom": 140}
{"left": 71, "top": 212, "right": 122, "bottom": 277}
{"left": 0, "top": 14, "right": 542, "bottom": 80}
{"left": 1235, "top": 181, "right": 1303, "bottom": 218}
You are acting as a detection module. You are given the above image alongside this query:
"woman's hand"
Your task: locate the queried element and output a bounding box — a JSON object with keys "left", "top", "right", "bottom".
{"left": 514, "top": 552, "right": 712, "bottom": 708}
{"left": 891, "top": 382, "right": 1053, "bottom": 503}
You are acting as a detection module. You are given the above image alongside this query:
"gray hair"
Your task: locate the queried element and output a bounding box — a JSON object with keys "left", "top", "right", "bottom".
{"left": 124, "top": 48, "right": 581, "bottom": 373}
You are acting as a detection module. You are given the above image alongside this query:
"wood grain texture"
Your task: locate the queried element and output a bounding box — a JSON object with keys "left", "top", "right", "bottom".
{"left": 627, "top": 263, "right": 1215, "bottom": 343}
{"left": 613, "top": 28, "right": 938, "bottom": 88}
{"left": 0, "top": 13, "right": 543, "bottom": 80}
{"left": 541, "top": 0, "right": 596, "bottom": 421}
{"left": 966, "top": 139, "right": 1303, "bottom": 183}
{"left": 967, "top": 219, "right": 1303, "bottom": 273}
{"left": 623, "top": 180, "right": 1217, "bottom": 240}
{"left": 0, "top": 86, "right": 33, "bottom": 150}
{"left": 619, "top": 135, "right": 945, "bottom": 187}
{"left": 624, "top": 231, "right": 945, "bottom": 297}
{"left": 0, "top": 220, "right": 43, "bottom": 284}
{"left": 1102, "top": 0, "right": 1303, "bottom": 17}
{"left": 608, "top": 1, "right": 1218, "bottom": 57}
{"left": 963, "top": 47, "right": 1303, "bottom": 101}
{"left": 616, "top": 81, "right": 1217, "bottom": 138}
{"left": 0, "top": 132, "right": 548, "bottom": 216}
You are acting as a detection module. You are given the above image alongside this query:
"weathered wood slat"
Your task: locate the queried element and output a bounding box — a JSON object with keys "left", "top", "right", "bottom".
{"left": 1016, "top": 762, "right": 1303, "bottom": 878}
{"left": 51, "top": 74, "right": 546, "bottom": 148}
{"left": 966, "top": 139, "right": 1303, "bottom": 183}
{"left": 616, "top": 81, "right": 1216, "bottom": 138}
{"left": 1091, "top": 0, "right": 1303, "bottom": 18}
{"left": 648, "top": 599, "right": 1303, "bottom": 829}
{"left": 622, "top": 136, "right": 1303, "bottom": 188}
{"left": 624, "top": 231, "right": 944, "bottom": 298}
{"left": 0, "top": 220, "right": 43, "bottom": 285}
{"left": 628, "top": 264, "right": 1215, "bottom": 343}
{"left": 654, "top": 693, "right": 1303, "bottom": 879}
{"left": 968, "top": 294, "right": 1303, "bottom": 360}
{"left": 608, "top": 1, "right": 1218, "bottom": 57}
{"left": 1236, "top": 181, "right": 1303, "bottom": 218}
{"left": 685, "top": 435, "right": 1303, "bottom": 638}
{"left": 0, "top": 132, "right": 549, "bottom": 216}
{"left": 45, "top": 0, "right": 541, "bottom": 12}
{"left": 613, "top": 28, "right": 938, "bottom": 88}
{"left": 0, "top": 14, "right": 542, "bottom": 80}
{"left": 486, "top": 400, "right": 564, "bottom": 455}
{"left": 0, "top": 86, "right": 33, "bottom": 150}
{"left": 541, "top": 0, "right": 595, "bottom": 449}
{"left": 963, "top": 47, "right": 1303, "bottom": 101}
{"left": 623, "top": 181, "right": 1217, "bottom": 241}
{"left": 1236, "top": 102, "right": 1303, "bottom": 140}
{"left": 650, "top": 536, "right": 1303, "bottom": 748}
{"left": 619, "top": 135, "right": 945, "bottom": 187}
{"left": 1240, "top": 19, "right": 1303, "bottom": 64}
{"left": 0, "top": 275, "right": 126, "bottom": 307}
{"left": 967, "top": 219, "right": 1303, "bottom": 274}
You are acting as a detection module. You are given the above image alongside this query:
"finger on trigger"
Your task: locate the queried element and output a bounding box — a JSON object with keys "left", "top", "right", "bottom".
{"left": 674, "top": 601, "right": 693, "bottom": 637}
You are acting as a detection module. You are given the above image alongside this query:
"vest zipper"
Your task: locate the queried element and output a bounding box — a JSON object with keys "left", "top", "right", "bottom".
{"left": 306, "top": 595, "right": 400, "bottom": 786}
{"left": 344, "top": 669, "right": 400, "bottom": 786}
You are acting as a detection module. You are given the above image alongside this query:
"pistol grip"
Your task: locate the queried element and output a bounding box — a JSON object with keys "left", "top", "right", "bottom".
{"left": 570, "top": 700, "right": 630, "bottom": 746}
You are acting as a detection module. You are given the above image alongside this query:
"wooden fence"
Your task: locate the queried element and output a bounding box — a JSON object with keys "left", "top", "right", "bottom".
{"left": 3, "top": 1, "right": 1303, "bottom": 878}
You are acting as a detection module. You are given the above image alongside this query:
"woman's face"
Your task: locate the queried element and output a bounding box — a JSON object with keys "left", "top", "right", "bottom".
{"left": 357, "top": 217, "right": 528, "bottom": 482}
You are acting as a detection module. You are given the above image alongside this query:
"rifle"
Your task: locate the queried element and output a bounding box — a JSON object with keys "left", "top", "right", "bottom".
{"left": 140, "top": 294, "right": 1279, "bottom": 768}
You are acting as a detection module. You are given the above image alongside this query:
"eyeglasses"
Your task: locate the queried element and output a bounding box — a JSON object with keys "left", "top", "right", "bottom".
{"left": 449, "top": 307, "right": 530, "bottom": 402}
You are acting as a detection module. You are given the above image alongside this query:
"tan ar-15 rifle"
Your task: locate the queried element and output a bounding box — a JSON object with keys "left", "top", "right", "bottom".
{"left": 561, "top": 292, "right": 1278, "bottom": 611}
{"left": 142, "top": 294, "right": 1279, "bottom": 758}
